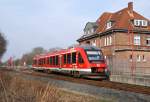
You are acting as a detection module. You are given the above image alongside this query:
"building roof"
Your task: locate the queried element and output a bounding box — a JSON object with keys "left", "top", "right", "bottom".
{"left": 84, "top": 22, "right": 97, "bottom": 32}
{"left": 96, "top": 2, "right": 150, "bottom": 33}
{"left": 77, "top": 2, "right": 150, "bottom": 42}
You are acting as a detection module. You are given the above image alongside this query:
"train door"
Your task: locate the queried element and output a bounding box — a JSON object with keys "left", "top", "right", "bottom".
{"left": 71, "top": 51, "right": 80, "bottom": 77}
{"left": 77, "top": 52, "right": 84, "bottom": 69}
{"left": 72, "top": 52, "right": 77, "bottom": 69}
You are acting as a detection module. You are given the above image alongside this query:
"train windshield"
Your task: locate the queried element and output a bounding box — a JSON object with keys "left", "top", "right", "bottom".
{"left": 86, "top": 50, "right": 103, "bottom": 62}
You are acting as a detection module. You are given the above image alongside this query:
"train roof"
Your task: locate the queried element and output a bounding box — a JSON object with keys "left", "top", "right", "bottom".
{"left": 33, "top": 44, "right": 101, "bottom": 59}
{"left": 77, "top": 44, "right": 100, "bottom": 51}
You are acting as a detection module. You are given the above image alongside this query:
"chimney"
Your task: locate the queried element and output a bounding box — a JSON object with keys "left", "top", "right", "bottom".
{"left": 128, "top": 2, "right": 133, "bottom": 12}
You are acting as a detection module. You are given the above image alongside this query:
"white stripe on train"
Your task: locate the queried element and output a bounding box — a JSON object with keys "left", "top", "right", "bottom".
{"left": 32, "top": 67, "right": 91, "bottom": 72}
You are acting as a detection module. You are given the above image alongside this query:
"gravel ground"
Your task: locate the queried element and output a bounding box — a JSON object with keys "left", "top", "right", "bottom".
{"left": 6, "top": 70, "right": 150, "bottom": 102}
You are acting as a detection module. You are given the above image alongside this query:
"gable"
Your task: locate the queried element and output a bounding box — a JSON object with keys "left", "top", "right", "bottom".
{"left": 84, "top": 22, "right": 97, "bottom": 32}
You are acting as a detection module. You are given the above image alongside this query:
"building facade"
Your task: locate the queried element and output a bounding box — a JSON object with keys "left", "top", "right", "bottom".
{"left": 77, "top": 2, "right": 150, "bottom": 85}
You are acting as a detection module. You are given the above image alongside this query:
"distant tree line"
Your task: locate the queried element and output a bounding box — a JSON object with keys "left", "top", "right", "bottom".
{"left": 13, "top": 47, "right": 62, "bottom": 66}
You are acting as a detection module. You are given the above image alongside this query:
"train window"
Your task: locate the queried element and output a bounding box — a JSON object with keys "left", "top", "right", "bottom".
{"left": 72, "top": 52, "right": 76, "bottom": 63}
{"left": 33, "top": 60, "right": 36, "bottom": 64}
{"left": 43, "top": 58, "right": 45, "bottom": 64}
{"left": 64, "top": 54, "right": 67, "bottom": 64}
{"left": 67, "top": 53, "right": 71, "bottom": 64}
{"left": 39, "top": 59, "right": 41, "bottom": 65}
{"left": 86, "top": 50, "right": 103, "bottom": 61}
{"left": 38, "top": 60, "right": 40, "bottom": 65}
{"left": 35, "top": 60, "right": 37, "bottom": 64}
{"left": 40, "top": 59, "right": 42, "bottom": 65}
{"left": 47, "top": 58, "right": 49, "bottom": 64}
{"left": 40, "top": 59, "right": 43, "bottom": 65}
{"left": 56, "top": 56, "right": 59, "bottom": 65}
{"left": 41, "top": 59, "right": 43, "bottom": 65}
{"left": 78, "top": 53, "right": 84, "bottom": 63}
{"left": 53, "top": 56, "right": 55, "bottom": 65}
{"left": 50, "top": 57, "right": 53, "bottom": 65}
{"left": 41, "top": 59, "right": 42, "bottom": 65}
{"left": 43, "top": 58, "right": 45, "bottom": 65}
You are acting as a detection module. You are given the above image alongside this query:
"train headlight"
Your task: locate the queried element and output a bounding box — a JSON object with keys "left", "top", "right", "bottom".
{"left": 104, "top": 68, "right": 108, "bottom": 72}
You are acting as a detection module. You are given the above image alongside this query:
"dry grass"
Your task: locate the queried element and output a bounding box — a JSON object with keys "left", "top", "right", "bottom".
{"left": 0, "top": 71, "right": 109, "bottom": 102}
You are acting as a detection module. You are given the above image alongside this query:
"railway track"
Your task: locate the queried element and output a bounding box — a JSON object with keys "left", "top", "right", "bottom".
{"left": 1, "top": 67, "right": 150, "bottom": 95}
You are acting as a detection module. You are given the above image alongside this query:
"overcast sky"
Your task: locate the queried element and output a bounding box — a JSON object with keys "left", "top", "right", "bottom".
{"left": 0, "top": 0, "right": 150, "bottom": 61}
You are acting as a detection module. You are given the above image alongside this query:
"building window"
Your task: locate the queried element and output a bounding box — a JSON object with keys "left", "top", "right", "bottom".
{"left": 142, "top": 20, "right": 148, "bottom": 26}
{"left": 86, "top": 41, "right": 90, "bottom": 44}
{"left": 134, "top": 35, "right": 140, "bottom": 45}
{"left": 109, "top": 36, "right": 112, "bottom": 45}
{"left": 106, "top": 21, "right": 112, "bottom": 29}
{"left": 91, "top": 28, "right": 94, "bottom": 33}
{"left": 134, "top": 19, "right": 148, "bottom": 27}
{"left": 134, "top": 20, "right": 140, "bottom": 26}
{"left": 107, "top": 37, "right": 109, "bottom": 45}
{"left": 129, "top": 55, "right": 132, "bottom": 61}
{"left": 92, "top": 40, "right": 96, "bottom": 46}
{"left": 104, "top": 36, "right": 112, "bottom": 46}
{"left": 86, "top": 30, "right": 90, "bottom": 35}
{"left": 104, "top": 38, "right": 107, "bottom": 46}
{"left": 142, "top": 55, "right": 146, "bottom": 62}
{"left": 146, "top": 37, "right": 150, "bottom": 46}
{"left": 137, "top": 55, "right": 140, "bottom": 62}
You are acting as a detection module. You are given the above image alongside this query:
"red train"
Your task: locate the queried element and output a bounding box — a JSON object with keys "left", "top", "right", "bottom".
{"left": 32, "top": 45, "right": 110, "bottom": 79}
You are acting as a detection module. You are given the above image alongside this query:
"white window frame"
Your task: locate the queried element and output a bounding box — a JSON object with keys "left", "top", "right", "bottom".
{"left": 134, "top": 35, "right": 140, "bottom": 45}
{"left": 92, "top": 40, "right": 96, "bottom": 46}
{"left": 87, "top": 30, "right": 90, "bottom": 34}
{"left": 142, "top": 20, "right": 148, "bottom": 26}
{"left": 91, "top": 28, "right": 94, "bottom": 33}
{"left": 106, "top": 21, "right": 112, "bottom": 29}
{"left": 107, "top": 37, "right": 109, "bottom": 45}
{"left": 109, "top": 36, "right": 112, "bottom": 45}
{"left": 134, "top": 19, "right": 148, "bottom": 27}
{"left": 104, "top": 38, "right": 107, "bottom": 46}
{"left": 137, "top": 55, "right": 141, "bottom": 62}
{"left": 134, "top": 19, "right": 140, "bottom": 26}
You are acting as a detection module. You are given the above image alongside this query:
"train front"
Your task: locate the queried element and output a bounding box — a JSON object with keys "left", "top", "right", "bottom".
{"left": 81, "top": 45, "right": 110, "bottom": 79}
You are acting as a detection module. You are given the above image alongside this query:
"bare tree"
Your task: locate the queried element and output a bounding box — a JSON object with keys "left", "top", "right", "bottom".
{"left": 0, "top": 32, "right": 7, "bottom": 59}
{"left": 49, "top": 47, "right": 62, "bottom": 52}
{"left": 21, "top": 47, "right": 47, "bottom": 65}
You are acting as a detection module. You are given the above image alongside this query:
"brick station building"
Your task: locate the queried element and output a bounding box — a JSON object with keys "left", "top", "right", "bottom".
{"left": 77, "top": 2, "right": 150, "bottom": 84}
